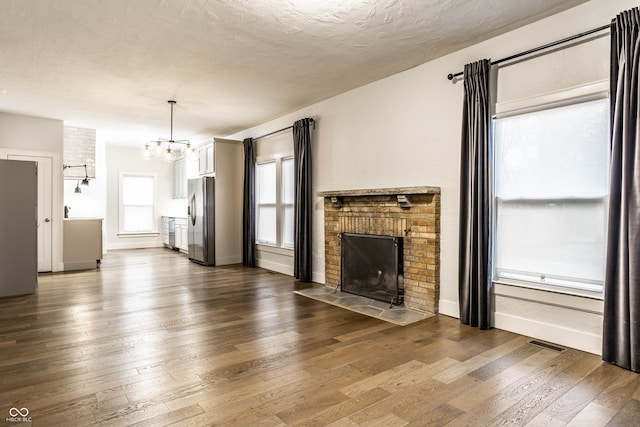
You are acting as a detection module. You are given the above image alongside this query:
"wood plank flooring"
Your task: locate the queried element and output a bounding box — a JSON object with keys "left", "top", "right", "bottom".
{"left": 0, "top": 248, "right": 638, "bottom": 426}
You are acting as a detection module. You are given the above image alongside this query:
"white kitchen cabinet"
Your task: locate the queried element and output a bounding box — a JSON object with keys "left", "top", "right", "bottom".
{"left": 174, "top": 220, "right": 182, "bottom": 249}
{"left": 63, "top": 218, "right": 103, "bottom": 271}
{"left": 175, "top": 217, "right": 188, "bottom": 253}
{"left": 198, "top": 139, "right": 214, "bottom": 176}
{"left": 162, "top": 216, "right": 170, "bottom": 246}
{"left": 162, "top": 216, "right": 188, "bottom": 253}
{"left": 173, "top": 157, "right": 187, "bottom": 198}
{"left": 180, "top": 224, "right": 188, "bottom": 253}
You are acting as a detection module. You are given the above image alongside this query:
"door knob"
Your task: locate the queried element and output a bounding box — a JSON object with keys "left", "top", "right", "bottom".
{"left": 44, "top": 218, "right": 51, "bottom": 222}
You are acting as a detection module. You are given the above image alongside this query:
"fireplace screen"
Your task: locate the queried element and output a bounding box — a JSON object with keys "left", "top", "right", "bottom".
{"left": 341, "top": 233, "right": 403, "bottom": 305}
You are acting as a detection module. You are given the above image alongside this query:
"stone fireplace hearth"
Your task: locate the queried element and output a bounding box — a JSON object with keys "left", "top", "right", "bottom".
{"left": 318, "top": 186, "right": 441, "bottom": 314}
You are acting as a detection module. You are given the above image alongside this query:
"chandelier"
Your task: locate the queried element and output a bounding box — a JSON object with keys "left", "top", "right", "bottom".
{"left": 142, "top": 100, "right": 195, "bottom": 161}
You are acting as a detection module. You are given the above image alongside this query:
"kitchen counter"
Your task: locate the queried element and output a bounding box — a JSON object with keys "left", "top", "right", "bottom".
{"left": 64, "top": 217, "right": 104, "bottom": 220}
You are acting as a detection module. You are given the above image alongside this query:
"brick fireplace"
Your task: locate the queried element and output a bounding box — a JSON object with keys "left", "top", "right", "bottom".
{"left": 318, "top": 186, "right": 441, "bottom": 313}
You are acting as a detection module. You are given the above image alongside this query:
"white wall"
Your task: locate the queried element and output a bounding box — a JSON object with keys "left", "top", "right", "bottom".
{"left": 105, "top": 144, "right": 183, "bottom": 250}
{"left": 0, "top": 112, "right": 63, "bottom": 153}
{"left": 0, "top": 111, "right": 64, "bottom": 271}
{"left": 213, "top": 139, "right": 244, "bottom": 265}
{"left": 228, "top": 0, "right": 637, "bottom": 355}
{"left": 64, "top": 132, "right": 107, "bottom": 220}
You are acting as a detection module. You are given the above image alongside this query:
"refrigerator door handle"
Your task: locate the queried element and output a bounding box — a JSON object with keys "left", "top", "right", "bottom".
{"left": 190, "top": 194, "right": 196, "bottom": 226}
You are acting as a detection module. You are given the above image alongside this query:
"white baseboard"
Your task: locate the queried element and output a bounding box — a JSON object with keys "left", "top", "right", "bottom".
{"left": 436, "top": 299, "right": 601, "bottom": 355}
{"left": 64, "top": 261, "right": 100, "bottom": 271}
{"left": 494, "top": 311, "right": 602, "bottom": 356}
{"left": 438, "top": 299, "right": 460, "bottom": 318}
{"left": 257, "top": 259, "right": 293, "bottom": 276}
{"left": 216, "top": 255, "right": 242, "bottom": 266}
{"left": 254, "top": 262, "right": 323, "bottom": 283}
{"left": 106, "top": 242, "right": 163, "bottom": 251}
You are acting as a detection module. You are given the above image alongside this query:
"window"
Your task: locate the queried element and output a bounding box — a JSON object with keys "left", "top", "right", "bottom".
{"left": 493, "top": 97, "right": 609, "bottom": 295}
{"left": 119, "top": 172, "right": 157, "bottom": 234}
{"left": 257, "top": 162, "right": 277, "bottom": 245}
{"left": 256, "top": 156, "right": 294, "bottom": 248}
{"left": 281, "top": 158, "right": 294, "bottom": 248}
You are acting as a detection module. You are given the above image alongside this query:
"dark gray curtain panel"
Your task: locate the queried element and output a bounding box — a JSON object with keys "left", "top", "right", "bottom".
{"left": 603, "top": 8, "right": 640, "bottom": 372}
{"left": 242, "top": 137, "right": 256, "bottom": 267}
{"left": 458, "top": 59, "right": 493, "bottom": 330}
{"left": 293, "top": 118, "right": 313, "bottom": 281}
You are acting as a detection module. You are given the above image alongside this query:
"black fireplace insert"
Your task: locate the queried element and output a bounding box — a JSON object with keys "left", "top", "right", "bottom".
{"left": 340, "top": 233, "right": 403, "bottom": 305}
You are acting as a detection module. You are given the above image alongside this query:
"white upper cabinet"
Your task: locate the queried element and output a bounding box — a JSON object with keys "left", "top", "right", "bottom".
{"left": 198, "top": 138, "right": 214, "bottom": 176}
{"left": 173, "top": 157, "right": 187, "bottom": 199}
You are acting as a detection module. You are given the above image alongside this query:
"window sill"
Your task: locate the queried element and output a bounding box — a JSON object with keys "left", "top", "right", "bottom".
{"left": 494, "top": 281, "right": 604, "bottom": 314}
{"left": 256, "top": 244, "right": 294, "bottom": 257}
{"left": 494, "top": 274, "right": 603, "bottom": 299}
{"left": 117, "top": 232, "right": 160, "bottom": 238}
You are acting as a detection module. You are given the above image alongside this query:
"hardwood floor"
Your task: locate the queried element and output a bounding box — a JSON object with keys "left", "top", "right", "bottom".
{"left": 0, "top": 248, "right": 638, "bottom": 426}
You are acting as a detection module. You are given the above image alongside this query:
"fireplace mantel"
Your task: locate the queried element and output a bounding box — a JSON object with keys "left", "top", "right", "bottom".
{"left": 317, "top": 186, "right": 440, "bottom": 198}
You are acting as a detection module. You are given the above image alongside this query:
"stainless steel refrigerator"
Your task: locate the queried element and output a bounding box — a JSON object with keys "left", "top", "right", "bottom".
{"left": 0, "top": 159, "right": 38, "bottom": 296}
{"left": 187, "top": 176, "right": 215, "bottom": 265}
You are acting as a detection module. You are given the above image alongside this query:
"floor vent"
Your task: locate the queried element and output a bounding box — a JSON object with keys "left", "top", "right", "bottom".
{"left": 529, "top": 340, "right": 566, "bottom": 352}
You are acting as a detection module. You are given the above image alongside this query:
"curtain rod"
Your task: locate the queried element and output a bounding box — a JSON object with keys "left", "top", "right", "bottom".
{"left": 447, "top": 23, "right": 610, "bottom": 81}
{"left": 253, "top": 118, "right": 315, "bottom": 141}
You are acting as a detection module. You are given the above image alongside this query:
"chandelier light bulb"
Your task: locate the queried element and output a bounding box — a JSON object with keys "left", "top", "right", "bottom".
{"left": 165, "top": 147, "right": 176, "bottom": 162}
{"left": 154, "top": 141, "right": 164, "bottom": 156}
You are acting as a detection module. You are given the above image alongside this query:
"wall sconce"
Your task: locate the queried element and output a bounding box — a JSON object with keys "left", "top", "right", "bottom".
{"left": 64, "top": 164, "right": 91, "bottom": 190}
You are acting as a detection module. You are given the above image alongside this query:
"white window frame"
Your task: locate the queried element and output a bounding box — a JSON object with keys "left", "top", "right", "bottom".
{"left": 492, "top": 81, "right": 609, "bottom": 299}
{"left": 118, "top": 172, "right": 158, "bottom": 236}
{"left": 280, "top": 157, "right": 295, "bottom": 249}
{"left": 255, "top": 155, "right": 294, "bottom": 251}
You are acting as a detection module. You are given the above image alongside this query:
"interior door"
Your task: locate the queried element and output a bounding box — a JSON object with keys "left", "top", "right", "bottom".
{"left": 7, "top": 154, "right": 53, "bottom": 272}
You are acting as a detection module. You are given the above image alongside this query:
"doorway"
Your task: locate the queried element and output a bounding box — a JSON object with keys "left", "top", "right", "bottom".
{"left": 0, "top": 150, "right": 57, "bottom": 272}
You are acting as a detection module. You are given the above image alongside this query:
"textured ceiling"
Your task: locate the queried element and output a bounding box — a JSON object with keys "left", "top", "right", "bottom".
{"left": 0, "top": 0, "right": 589, "bottom": 145}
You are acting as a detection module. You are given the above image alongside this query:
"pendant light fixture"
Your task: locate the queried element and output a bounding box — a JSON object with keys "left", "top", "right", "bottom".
{"left": 142, "top": 100, "right": 195, "bottom": 161}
